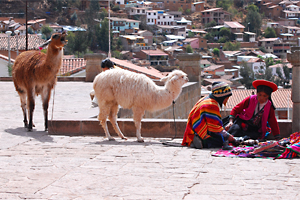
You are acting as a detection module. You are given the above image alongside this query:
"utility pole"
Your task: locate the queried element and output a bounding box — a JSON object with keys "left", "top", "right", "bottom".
{"left": 108, "top": 0, "right": 111, "bottom": 58}
{"left": 25, "top": 0, "right": 28, "bottom": 51}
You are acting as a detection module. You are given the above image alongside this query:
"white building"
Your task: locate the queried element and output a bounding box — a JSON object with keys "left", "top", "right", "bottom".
{"left": 146, "top": 10, "right": 158, "bottom": 25}
{"left": 157, "top": 13, "right": 175, "bottom": 26}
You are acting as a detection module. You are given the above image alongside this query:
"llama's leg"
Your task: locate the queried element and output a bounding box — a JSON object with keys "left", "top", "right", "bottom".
{"left": 132, "top": 108, "right": 145, "bottom": 142}
{"left": 108, "top": 104, "right": 127, "bottom": 140}
{"left": 41, "top": 87, "right": 51, "bottom": 131}
{"left": 98, "top": 106, "right": 114, "bottom": 141}
{"left": 27, "top": 89, "right": 35, "bottom": 131}
{"left": 18, "top": 92, "right": 28, "bottom": 128}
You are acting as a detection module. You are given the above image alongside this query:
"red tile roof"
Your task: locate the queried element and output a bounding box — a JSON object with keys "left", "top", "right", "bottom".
{"left": 204, "top": 89, "right": 292, "bottom": 110}
{"left": 59, "top": 58, "right": 86, "bottom": 76}
{"left": 141, "top": 49, "right": 168, "bottom": 56}
{"left": 0, "top": 34, "right": 45, "bottom": 51}
{"left": 110, "top": 58, "right": 165, "bottom": 80}
{"left": 224, "top": 21, "right": 245, "bottom": 29}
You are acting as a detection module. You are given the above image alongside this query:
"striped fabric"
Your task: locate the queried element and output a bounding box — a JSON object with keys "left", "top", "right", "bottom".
{"left": 276, "top": 132, "right": 300, "bottom": 159}
{"left": 182, "top": 97, "right": 224, "bottom": 147}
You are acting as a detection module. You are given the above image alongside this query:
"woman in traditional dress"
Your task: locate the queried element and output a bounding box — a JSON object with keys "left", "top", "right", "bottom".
{"left": 225, "top": 80, "right": 281, "bottom": 141}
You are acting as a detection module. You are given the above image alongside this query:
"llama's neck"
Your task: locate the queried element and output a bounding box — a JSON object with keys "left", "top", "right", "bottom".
{"left": 45, "top": 46, "right": 63, "bottom": 73}
{"left": 148, "top": 85, "right": 182, "bottom": 111}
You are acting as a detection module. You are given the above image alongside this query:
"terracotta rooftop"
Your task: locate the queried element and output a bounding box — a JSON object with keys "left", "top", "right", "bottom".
{"left": 0, "top": 34, "right": 45, "bottom": 51}
{"left": 141, "top": 49, "right": 168, "bottom": 56}
{"left": 204, "top": 65, "right": 224, "bottom": 71}
{"left": 247, "top": 58, "right": 264, "bottom": 63}
{"left": 203, "top": 89, "right": 292, "bottom": 110}
{"left": 224, "top": 21, "right": 245, "bottom": 29}
{"left": 110, "top": 58, "right": 165, "bottom": 80}
{"left": 269, "top": 63, "right": 293, "bottom": 69}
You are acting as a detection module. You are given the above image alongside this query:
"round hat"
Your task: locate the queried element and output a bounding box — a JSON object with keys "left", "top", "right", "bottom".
{"left": 253, "top": 80, "right": 277, "bottom": 92}
{"left": 211, "top": 82, "right": 232, "bottom": 98}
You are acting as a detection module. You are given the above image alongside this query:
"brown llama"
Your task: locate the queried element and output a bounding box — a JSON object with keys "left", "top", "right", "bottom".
{"left": 12, "top": 31, "right": 68, "bottom": 131}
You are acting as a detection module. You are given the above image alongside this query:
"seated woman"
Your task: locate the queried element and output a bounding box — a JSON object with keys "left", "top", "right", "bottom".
{"left": 225, "top": 80, "right": 280, "bottom": 141}
{"left": 182, "top": 82, "right": 236, "bottom": 150}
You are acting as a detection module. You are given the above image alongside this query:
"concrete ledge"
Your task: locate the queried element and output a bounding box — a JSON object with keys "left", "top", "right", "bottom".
{"left": 48, "top": 118, "right": 187, "bottom": 138}
{"left": 48, "top": 118, "right": 293, "bottom": 139}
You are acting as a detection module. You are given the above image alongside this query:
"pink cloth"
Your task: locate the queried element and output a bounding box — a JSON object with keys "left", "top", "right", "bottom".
{"left": 236, "top": 95, "right": 271, "bottom": 138}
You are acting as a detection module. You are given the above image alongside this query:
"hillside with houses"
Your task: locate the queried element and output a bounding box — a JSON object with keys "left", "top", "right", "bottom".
{"left": 0, "top": 0, "right": 298, "bottom": 119}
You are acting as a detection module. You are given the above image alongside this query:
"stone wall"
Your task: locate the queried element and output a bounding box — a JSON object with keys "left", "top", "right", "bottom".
{"left": 84, "top": 53, "right": 106, "bottom": 82}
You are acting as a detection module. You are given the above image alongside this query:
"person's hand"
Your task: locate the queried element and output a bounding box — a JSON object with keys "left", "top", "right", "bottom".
{"left": 225, "top": 121, "right": 233, "bottom": 131}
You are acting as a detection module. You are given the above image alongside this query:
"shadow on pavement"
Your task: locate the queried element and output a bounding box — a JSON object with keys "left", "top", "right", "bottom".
{"left": 5, "top": 127, "right": 54, "bottom": 143}
{"left": 91, "top": 139, "right": 163, "bottom": 146}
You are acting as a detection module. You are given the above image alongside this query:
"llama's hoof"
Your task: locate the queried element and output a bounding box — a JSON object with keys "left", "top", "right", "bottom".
{"left": 137, "top": 138, "right": 144, "bottom": 143}
{"left": 108, "top": 137, "right": 115, "bottom": 141}
{"left": 122, "top": 137, "right": 128, "bottom": 140}
{"left": 27, "top": 128, "right": 33, "bottom": 132}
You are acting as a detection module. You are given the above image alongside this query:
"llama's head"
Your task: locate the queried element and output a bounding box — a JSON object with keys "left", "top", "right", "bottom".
{"left": 39, "top": 31, "right": 68, "bottom": 49}
{"left": 161, "top": 70, "right": 189, "bottom": 88}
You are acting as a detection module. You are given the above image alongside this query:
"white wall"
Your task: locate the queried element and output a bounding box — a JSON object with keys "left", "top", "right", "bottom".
{"left": 0, "top": 59, "right": 10, "bottom": 77}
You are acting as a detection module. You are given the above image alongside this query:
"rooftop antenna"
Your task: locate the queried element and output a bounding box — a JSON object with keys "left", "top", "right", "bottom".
{"left": 108, "top": 0, "right": 111, "bottom": 58}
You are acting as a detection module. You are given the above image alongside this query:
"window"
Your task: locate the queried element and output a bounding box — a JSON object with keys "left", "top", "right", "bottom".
{"left": 148, "top": 19, "right": 150, "bottom": 22}
{"left": 148, "top": 13, "right": 150, "bottom": 15}
{"left": 154, "top": 13, "right": 156, "bottom": 15}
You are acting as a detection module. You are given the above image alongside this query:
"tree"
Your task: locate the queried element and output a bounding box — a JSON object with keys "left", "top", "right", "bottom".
{"left": 73, "top": 32, "right": 88, "bottom": 57}
{"left": 186, "top": 45, "right": 193, "bottom": 53}
{"left": 188, "top": 31, "right": 195, "bottom": 38}
{"left": 240, "top": 61, "right": 255, "bottom": 89}
{"left": 205, "top": 20, "right": 217, "bottom": 28}
{"left": 223, "top": 41, "right": 240, "bottom": 51}
{"left": 100, "top": 8, "right": 108, "bottom": 20}
{"left": 264, "top": 27, "right": 277, "bottom": 38}
{"left": 65, "top": 31, "right": 76, "bottom": 55}
{"left": 245, "top": 4, "right": 262, "bottom": 35}
{"left": 185, "top": 9, "right": 191, "bottom": 15}
{"left": 41, "top": 25, "right": 53, "bottom": 39}
{"left": 213, "top": 48, "right": 220, "bottom": 57}
{"left": 178, "top": 7, "right": 183, "bottom": 13}
{"left": 216, "top": 0, "right": 233, "bottom": 11}
{"left": 112, "top": 5, "right": 120, "bottom": 12}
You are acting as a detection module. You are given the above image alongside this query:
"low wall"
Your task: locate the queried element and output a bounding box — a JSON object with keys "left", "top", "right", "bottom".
{"left": 48, "top": 119, "right": 292, "bottom": 139}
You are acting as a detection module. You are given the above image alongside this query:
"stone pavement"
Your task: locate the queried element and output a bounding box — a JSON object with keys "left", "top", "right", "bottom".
{"left": 1, "top": 81, "right": 300, "bottom": 200}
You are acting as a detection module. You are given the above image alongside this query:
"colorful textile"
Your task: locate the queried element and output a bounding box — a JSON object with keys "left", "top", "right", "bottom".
{"left": 213, "top": 132, "right": 300, "bottom": 159}
{"left": 182, "top": 97, "right": 224, "bottom": 147}
{"left": 276, "top": 132, "right": 300, "bottom": 159}
{"left": 212, "top": 144, "right": 285, "bottom": 159}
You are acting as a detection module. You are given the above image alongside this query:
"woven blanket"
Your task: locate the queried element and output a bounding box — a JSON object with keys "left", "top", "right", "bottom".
{"left": 213, "top": 132, "right": 300, "bottom": 159}
{"left": 212, "top": 145, "right": 285, "bottom": 159}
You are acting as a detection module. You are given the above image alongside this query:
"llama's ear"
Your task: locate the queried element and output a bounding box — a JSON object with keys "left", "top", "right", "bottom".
{"left": 39, "top": 38, "right": 51, "bottom": 48}
{"left": 160, "top": 76, "right": 169, "bottom": 83}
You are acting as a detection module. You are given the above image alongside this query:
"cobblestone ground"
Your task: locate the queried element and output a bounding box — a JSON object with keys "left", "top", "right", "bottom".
{"left": 1, "top": 82, "right": 300, "bottom": 199}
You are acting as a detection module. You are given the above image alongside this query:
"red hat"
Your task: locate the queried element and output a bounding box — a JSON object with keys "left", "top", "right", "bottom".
{"left": 253, "top": 80, "right": 278, "bottom": 92}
